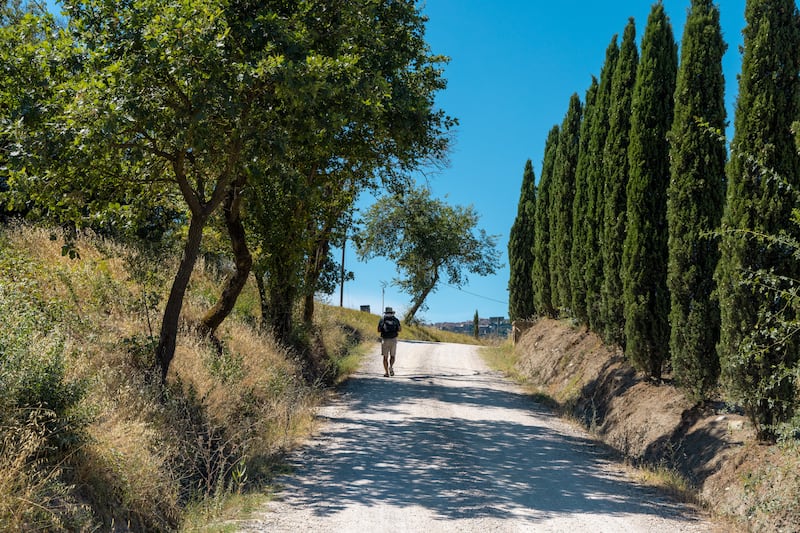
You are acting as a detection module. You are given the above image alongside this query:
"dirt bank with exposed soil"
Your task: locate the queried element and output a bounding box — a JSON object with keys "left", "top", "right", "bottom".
{"left": 514, "top": 318, "right": 800, "bottom": 533}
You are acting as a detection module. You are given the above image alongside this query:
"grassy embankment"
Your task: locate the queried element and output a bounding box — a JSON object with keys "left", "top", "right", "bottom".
{"left": 0, "top": 223, "right": 479, "bottom": 532}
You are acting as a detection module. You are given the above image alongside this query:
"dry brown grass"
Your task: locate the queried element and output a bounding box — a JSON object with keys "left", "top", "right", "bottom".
{"left": 0, "top": 408, "right": 90, "bottom": 531}
{"left": 0, "top": 224, "right": 339, "bottom": 531}
{"left": 403, "top": 321, "right": 485, "bottom": 345}
{"left": 2, "top": 223, "right": 495, "bottom": 531}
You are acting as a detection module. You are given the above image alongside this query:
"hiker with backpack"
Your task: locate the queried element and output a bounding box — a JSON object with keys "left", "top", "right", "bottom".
{"left": 378, "top": 307, "right": 402, "bottom": 377}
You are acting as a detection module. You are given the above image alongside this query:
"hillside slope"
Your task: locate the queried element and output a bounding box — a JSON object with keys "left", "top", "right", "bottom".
{"left": 0, "top": 223, "right": 481, "bottom": 531}
{"left": 514, "top": 318, "right": 800, "bottom": 533}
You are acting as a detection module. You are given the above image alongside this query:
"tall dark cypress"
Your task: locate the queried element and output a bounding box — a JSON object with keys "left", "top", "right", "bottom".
{"left": 508, "top": 159, "right": 537, "bottom": 320}
{"left": 715, "top": 0, "right": 800, "bottom": 440}
{"left": 532, "top": 126, "right": 559, "bottom": 317}
{"left": 667, "top": 0, "right": 726, "bottom": 400}
{"left": 622, "top": 2, "right": 677, "bottom": 380}
{"left": 601, "top": 18, "right": 638, "bottom": 346}
{"left": 570, "top": 78, "right": 598, "bottom": 325}
{"left": 585, "top": 36, "right": 619, "bottom": 334}
{"left": 550, "top": 94, "right": 582, "bottom": 314}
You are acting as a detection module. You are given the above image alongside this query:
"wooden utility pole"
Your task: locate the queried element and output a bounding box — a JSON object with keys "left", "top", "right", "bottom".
{"left": 339, "top": 232, "right": 346, "bottom": 307}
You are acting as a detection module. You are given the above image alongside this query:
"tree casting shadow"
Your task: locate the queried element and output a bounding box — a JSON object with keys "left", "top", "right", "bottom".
{"left": 272, "top": 363, "right": 704, "bottom": 526}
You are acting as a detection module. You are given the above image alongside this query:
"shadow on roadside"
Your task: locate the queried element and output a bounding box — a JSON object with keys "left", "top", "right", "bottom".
{"left": 271, "top": 367, "right": 706, "bottom": 527}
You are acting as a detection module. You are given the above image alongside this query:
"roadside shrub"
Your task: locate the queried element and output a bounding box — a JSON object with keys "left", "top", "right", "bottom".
{"left": 0, "top": 282, "right": 91, "bottom": 530}
{"left": 727, "top": 249, "right": 800, "bottom": 441}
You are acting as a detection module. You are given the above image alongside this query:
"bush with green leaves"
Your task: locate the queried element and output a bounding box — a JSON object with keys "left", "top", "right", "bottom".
{"left": 719, "top": 217, "right": 800, "bottom": 441}
{"left": 715, "top": 0, "right": 800, "bottom": 442}
{"left": 0, "top": 285, "right": 88, "bottom": 445}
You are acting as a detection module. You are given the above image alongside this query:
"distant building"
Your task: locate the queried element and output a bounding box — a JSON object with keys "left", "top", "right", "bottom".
{"left": 432, "top": 316, "right": 512, "bottom": 338}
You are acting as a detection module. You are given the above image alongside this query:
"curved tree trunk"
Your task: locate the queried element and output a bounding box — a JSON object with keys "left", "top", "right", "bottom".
{"left": 154, "top": 150, "right": 237, "bottom": 384}
{"left": 200, "top": 180, "right": 253, "bottom": 335}
{"left": 155, "top": 212, "right": 207, "bottom": 383}
{"left": 404, "top": 270, "right": 439, "bottom": 325}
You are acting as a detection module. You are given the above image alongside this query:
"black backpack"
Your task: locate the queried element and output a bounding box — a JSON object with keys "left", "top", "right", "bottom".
{"left": 382, "top": 316, "right": 400, "bottom": 335}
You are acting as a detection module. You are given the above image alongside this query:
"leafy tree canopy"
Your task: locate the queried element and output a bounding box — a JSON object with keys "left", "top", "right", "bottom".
{"left": 2, "top": 0, "right": 455, "bottom": 381}
{"left": 355, "top": 185, "right": 501, "bottom": 324}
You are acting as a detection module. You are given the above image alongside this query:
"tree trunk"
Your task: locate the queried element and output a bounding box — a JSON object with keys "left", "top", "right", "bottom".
{"left": 302, "top": 292, "right": 315, "bottom": 328}
{"left": 155, "top": 212, "right": 207, "bottom": 383}
{"left": 302, "top": 234, "right": 331, "bottom": 327}
{"left": 154, "top": 149, "right": 236, "bottom": 383}
{"left": 200, "top": 181, "right": 253, "bottom": 335}
{"left": 254, "top": 265, "right": 269, "bottom": 330}
{"left": 404, "top": 270, "right": 439, "bottom": 324}
{"left": 269, "top": 279, "right": 295, "bottom": 345}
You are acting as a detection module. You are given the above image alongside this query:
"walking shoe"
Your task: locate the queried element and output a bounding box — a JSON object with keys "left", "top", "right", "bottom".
{"left": 389, "top": 368, "right": 395, "bottom": 376}
{"left": 384, "top": 372, "right": 389, "bottom": 377}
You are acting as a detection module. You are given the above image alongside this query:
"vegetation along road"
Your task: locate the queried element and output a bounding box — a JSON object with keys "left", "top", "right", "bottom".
{"left": 238, "top": 341, "right": 714, "bottom": 532}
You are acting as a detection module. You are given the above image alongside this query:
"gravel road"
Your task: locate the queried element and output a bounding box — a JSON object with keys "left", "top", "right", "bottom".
{"left": 239, "top": 340, "right": 713, "bottom": 532}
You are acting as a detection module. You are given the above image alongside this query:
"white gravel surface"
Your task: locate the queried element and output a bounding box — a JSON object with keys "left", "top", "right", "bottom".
{"left": 238, "top": 340, "right": 713, "bottom": 532}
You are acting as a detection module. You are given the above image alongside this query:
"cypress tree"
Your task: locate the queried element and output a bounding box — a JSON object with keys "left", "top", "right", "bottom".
{"left": 601, "top": 18, "right": 638, "bottom": 346}
{"left": 667, "top": 0, "right": 726, "bottom": 401}
{"left": 550, "top": 94, "right": 583, "bottom": 314}
{"left": 532, "top": 126, "right": 559, "bottom": 317}
{"left": 715, "top": 0, "right": 800, "bottom": 441}
{"left": 508, "top": 159, "right": 537, "bottom": 320}
{"left": 570, "top": 78, "right": 598, "bottom": 326}
{"left": 585, "top": 36, "right": 619, "bottom": 334}
{"left": 622, "top": 2, "right": 677, "bottom": 380}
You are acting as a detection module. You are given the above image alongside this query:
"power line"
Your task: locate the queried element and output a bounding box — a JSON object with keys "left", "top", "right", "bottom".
{"left": 443, "top": 283, "right": 509, "bottom": 306}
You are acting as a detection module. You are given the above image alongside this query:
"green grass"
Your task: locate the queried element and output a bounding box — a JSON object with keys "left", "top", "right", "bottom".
{"left": 479, "top": 339, "right": 561, "bottom": 410}
{"left": 481, "top": 339, "right": 517, "bottom": 375}
{"left": 181, "top": 492, "right": 273, "bottom": 532}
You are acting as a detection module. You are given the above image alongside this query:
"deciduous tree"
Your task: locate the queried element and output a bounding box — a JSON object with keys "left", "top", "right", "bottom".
{"left": 355, "top": 186, "right": 501, "bottom": 325}
{"left": 246, "top": 0, "right": 454, "bottom": 346}
{"left": 49, "top": 0, "right": 319, "bottom": 382}
{"left": 5, "top": 1, "right": 452, "bottom": 383}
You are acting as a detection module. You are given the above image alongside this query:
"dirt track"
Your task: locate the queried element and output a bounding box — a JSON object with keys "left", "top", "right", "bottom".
{"left": 239, "top": 340, "right": 714, "bottom": 532}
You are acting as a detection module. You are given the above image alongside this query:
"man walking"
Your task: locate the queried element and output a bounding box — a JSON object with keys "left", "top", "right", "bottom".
{"left": 378, "top": 307, "right": 401, "bottom": 377}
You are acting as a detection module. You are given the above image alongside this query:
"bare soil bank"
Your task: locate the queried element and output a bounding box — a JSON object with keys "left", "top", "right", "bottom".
{"left": 514, "top": 318, "right": 800, "bottom": 533}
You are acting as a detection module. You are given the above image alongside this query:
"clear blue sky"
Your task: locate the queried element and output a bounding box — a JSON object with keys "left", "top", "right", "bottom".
{"left": 336, "top": 0, "right": 756, "bottom": 324}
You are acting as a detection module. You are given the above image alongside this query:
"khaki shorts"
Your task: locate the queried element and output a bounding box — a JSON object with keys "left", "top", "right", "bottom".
{"left": 381, "top": 337, "right": 398, "bottom": 358}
